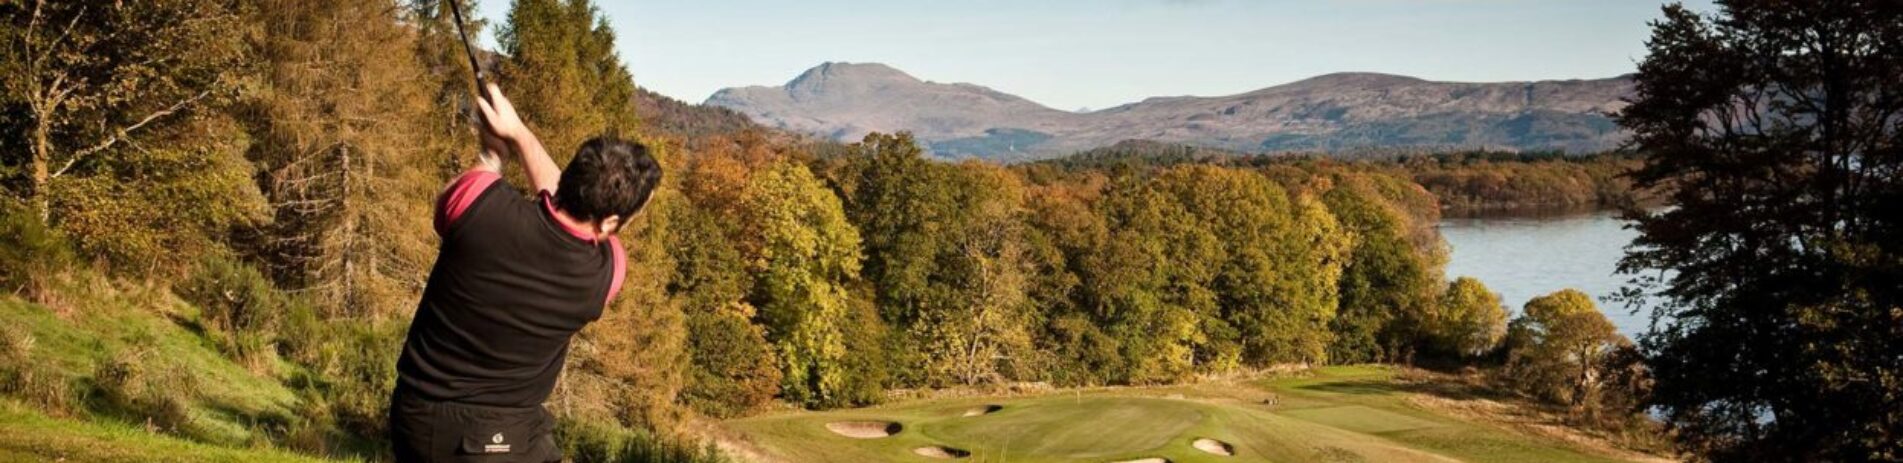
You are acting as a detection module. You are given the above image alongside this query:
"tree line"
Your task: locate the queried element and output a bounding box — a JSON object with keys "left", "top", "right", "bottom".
{"left": 0, "top": 0, "right": 1650, "bottom": 457}
{"left": 10, "top": 0, "right": 1893, "bottom": 461}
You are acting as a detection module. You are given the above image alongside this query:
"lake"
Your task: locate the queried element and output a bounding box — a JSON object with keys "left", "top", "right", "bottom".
{"left": 1438, "top": 209, "right": 1656, "bottom": 337}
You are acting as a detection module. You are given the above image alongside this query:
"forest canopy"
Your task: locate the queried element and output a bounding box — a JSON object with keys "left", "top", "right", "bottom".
{"left": 0, "top": 0, "right": 1667, "bottom": 461}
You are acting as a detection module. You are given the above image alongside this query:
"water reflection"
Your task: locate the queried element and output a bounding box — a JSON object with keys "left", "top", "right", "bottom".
{"left": 1439, "top": 209, "right": 1655, "bottom": 337}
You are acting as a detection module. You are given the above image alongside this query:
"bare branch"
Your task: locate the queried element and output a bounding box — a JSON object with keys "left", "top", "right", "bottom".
{"left": 52, "top": 89, "right": 213, "bottom": 178}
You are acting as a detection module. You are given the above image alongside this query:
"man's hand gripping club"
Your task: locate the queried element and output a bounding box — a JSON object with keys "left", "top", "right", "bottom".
{"left": 474, "top": 83, "right": 562, "bottom": 196}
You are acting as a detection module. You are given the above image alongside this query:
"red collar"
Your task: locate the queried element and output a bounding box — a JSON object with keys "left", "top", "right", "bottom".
{"left": 539, "top": 192, "right": 598, "bottom": 243}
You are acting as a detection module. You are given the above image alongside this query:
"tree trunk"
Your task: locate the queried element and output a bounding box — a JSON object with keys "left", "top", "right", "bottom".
{"left": 31, "top": 116, "right": 51, "bottom": 223}
{"left": 339, "top": 143, "right": 355, "bottom": 316}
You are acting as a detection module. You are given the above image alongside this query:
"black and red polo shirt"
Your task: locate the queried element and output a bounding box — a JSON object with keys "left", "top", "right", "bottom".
{"left": 395, "top": 170, "right": 626, "bottom": 407}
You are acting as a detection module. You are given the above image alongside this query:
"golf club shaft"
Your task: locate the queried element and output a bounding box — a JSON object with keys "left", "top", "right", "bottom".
{"left": 446, "top": 0, "right": 486, "bottom": 101}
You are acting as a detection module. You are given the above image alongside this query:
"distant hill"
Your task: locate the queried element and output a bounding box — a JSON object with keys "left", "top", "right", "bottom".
{"left": 633, "top": 86, "right": 767, "bottom": 139}
{"left": 707, "top": 62, "right": 1634, "bottom": 161}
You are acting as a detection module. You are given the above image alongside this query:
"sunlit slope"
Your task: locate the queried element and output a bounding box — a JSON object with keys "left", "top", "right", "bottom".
{"left": 0, "top": 400, "right": 334, "bottom": 463}
{"left": 0, "top": 286, "right": 344, "bottom": 462}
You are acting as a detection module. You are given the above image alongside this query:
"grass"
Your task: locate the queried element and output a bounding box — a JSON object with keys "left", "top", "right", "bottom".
{"left": 2, "top": 286, "right": 302, "bottom": 447}
{"left": 0, "top": 398, "right": 338, "bottom": 462}
{"left": 723, "top": 365, "right": 1659, "bottom": 463}
{"left": 0, "top": 277, "right": 331, "bottom": 461}
{"left": 1264, "top": 366, "right": 1635, "bottom": 463}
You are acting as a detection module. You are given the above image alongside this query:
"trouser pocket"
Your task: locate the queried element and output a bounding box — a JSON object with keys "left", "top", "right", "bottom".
{"left": 435, "top": 401, "right": 560, "bottom": 462}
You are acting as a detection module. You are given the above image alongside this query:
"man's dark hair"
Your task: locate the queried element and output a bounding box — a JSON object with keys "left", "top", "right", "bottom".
{"left": 555, "top": 136, "right": 662, "bottom": 224}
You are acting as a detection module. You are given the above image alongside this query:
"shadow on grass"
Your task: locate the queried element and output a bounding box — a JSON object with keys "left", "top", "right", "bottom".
{"left": 1293, "top": 371, "right": 1519, "bottom": 404}
{"left": 1295, "top": 380, "right": 1400, "bottom": 396}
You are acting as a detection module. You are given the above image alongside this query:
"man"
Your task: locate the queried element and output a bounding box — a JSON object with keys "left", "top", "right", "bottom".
{"left": 388, "top": 83, "right": 661, "bottom": 462}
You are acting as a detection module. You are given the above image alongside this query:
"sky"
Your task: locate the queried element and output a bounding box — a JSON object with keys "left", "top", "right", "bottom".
{"left": 473, "top": 0, "right": 1718, "bottom": 112}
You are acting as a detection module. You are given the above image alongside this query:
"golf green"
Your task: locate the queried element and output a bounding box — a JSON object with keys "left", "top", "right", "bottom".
{"left": 724, "top": 366, "right": 1651, "bottom": 463}
{"left": 729, "top": 393, "right": 1456, "bottom": 462}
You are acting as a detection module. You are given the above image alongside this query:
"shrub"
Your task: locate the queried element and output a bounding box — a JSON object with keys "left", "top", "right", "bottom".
{"left": 175, "top": 255, "right": 289, "bottom": 370}
{"left": 0, "top": 323, "right": 77, "bottom": 415}
{"left": 557, "top": 420, "right": 728, "bottom": 463}
{"left": 91, "top": 344, "right": 197, "bottom": 434}
{"left": 683, "top": 304, "right": 781, "bottom": 418}
{"left": 0, "top": 201, "right": 75, "bottom": 297}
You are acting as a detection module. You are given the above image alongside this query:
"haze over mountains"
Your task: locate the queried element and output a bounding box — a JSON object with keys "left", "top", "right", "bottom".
{"left": 707, "top": 62, "right": 1635, "bottom": 161}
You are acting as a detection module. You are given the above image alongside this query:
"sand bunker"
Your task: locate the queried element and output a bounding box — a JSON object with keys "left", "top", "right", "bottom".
{"left": 824, "top": 421, "right": 902, "bottom": 439}
{"left": 1107, "top": 459, "right": 1170, "bottom": 463}
{"left": 961, "top": 404, "right": 1004, "bottom": 417}
{"left": 913, "top": 446, "right": 971, "bottom": 459}
{"left": 1192, "top": 437, "right": 1235, "bottom": 456}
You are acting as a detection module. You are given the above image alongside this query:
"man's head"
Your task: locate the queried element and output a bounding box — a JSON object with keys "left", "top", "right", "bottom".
{"left": 554, "top": 136, "right": 662, "bottom": 238}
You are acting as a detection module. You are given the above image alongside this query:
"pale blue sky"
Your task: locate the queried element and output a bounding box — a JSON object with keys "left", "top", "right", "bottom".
{"left": 474, "top": 0, "right": 1717, "bottom": 111}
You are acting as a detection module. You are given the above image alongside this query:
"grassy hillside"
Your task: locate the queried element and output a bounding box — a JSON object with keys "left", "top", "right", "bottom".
{"left": 0, "top": 399, "right": 338, "bottom": 463}
{"left": 0, "top": 276, "right": 348, "bottom": 461}
{"left": 722, "top": 366, "right": 1670, "bottom": 463}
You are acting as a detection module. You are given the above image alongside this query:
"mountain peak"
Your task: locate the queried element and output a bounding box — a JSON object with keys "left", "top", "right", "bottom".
{"left": 788, "top": 62, "right": 918, "bottom": 88}
{"left": 1284, "top": 72, "right": 1428, "bottom": 89}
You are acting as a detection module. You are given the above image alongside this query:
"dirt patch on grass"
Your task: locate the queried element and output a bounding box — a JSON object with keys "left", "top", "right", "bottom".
{"left": 823, "top": 421, "right": 901, "bottom": 439}
{"left": 1192, "top": 437, "right": 1234, "bottom": 456}
{"left": 961, "top": 405, "right": 1003, "bottom": 417}
{"left": 912, "top": 446, "right": 971, "bottom": 459}
{"left": 1106, "top": 458, "right": 1170, "bottom": 463}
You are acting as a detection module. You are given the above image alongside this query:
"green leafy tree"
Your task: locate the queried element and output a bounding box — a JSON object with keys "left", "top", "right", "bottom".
{"left": 914, "top": 163, "right": 1038, "bottom": 385}
{"left": 1617, "top": 1, "right": 1903, "bottom": 459}
{"left": 668, "top": 135, "right": 781, "bottom": 416}
{"left": 1083, "top": 173, "right": 1215, "bottom": 383}
{"left": 743, "top": 161, "right": 871, "bottom": 407}
{"left": 837, "top": 132, "right": 949, "bottom": 384}
{"left": 1020, "top": 173, "right": 1118, "bottom": 385}
{"left": 1431, "top": 277, "right": 1508, "bottom": 358}
{"left": 1149, "top": 165, "right": 1344, "bottom": 367}
{"left": 1324, "top": 175, "right": 1436, "bottom": 363}
{"left": 682, "top": 302, "right": 781, "bottom": 418}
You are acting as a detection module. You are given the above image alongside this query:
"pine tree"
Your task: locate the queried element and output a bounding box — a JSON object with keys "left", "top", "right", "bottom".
{"left": 243, "top": 0, "right": 447, "bottom": 317}
{"left": 496, "top": 0, "right": 638, "bottom": 163}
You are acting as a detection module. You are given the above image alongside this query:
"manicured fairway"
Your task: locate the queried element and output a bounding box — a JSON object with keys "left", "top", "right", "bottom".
{"left": 723, "top": 366, "right": 1660, "bottom": 463}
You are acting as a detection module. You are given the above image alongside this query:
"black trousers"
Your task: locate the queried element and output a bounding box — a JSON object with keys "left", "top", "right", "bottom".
{"left": 389, "top": 389, "right": 563, "bottom": 462}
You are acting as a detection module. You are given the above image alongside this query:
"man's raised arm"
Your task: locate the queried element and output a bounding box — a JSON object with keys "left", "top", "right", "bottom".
{"left": 476, "top": 83, "right": 562, "bottom": 196}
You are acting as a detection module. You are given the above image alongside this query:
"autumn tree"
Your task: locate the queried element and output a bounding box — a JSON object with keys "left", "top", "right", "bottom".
{"left": 913, "top": 162, "right": 1039, "bottom": 385}
{"left": 496, "top": 0, "right": 638, "bottom": 163}
{"left": 1082, "top": 172, "right": 1215, "bottom": 383}
{"left": 1618, "top": 1, "right": 1903, "bottom": 458}
{"left": 669, "top": 133, "right": 785, "bottom": 416}
{"left": 1, "top": 0, "right": 246, "bottom": 222}
{"left": 242, "top": 0, "right": 448, "bottom": 317}
{"left": 1324, "top": 175, "right": 1438, "bottom": 363}
{"left": 406, "top": 0, "right": 491, "bottom": 179}
{"left": 1504, "top": 289, "right": 1626, "bottom": 411}
{"left": 1430, "top": 277, "right": 1508, "bottom": 358}
{"left": 0, "top": 0, "right": 260, "bottom": 272}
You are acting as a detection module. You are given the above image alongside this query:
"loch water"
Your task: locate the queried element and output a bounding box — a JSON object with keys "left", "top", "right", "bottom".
{"left": 1439, "top": 208, "right": 1657, "bottom": 337}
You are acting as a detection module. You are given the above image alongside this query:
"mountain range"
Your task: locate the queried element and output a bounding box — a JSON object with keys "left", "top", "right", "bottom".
{"left": 705, "top": 62, "right": 1634, "bottom": 161}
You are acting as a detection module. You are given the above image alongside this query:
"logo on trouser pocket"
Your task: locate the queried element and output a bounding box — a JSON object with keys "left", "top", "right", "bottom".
{"left": 485, "top": 433, "right": 511, "bottom": 453}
